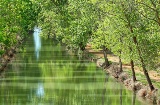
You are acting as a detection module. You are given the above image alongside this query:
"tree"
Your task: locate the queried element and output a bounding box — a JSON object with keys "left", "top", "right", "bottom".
{"left": 0, "top": 0, "right": 40, "bottom": 56}
{"left": 36, "top": 0, "right": 160, "bottom": 91}
{"left": 119, "top": 0, "right": 159, "bottom": 91}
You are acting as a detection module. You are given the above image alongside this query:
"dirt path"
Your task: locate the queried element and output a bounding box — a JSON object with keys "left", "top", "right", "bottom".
{"left": 85, "top": 44, "right": 160, "bottom": 83}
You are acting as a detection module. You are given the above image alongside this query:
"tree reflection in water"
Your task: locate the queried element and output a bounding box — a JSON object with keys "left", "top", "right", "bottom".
{"left": 33, "top": 26, "right": 41, "bottom": 60}
{"left": 36, "top": 82, "right": 45, "bottom": 98}
{"left": 102, "top": 73, "right": 109, "bottom": 105}
{"left": 132, "top": 92, "right": 136, "bottom": 105}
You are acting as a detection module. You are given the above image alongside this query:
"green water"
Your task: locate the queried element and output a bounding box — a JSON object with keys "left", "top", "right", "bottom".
{"left": 0, "top": 37, "right": 148, "bottom": 105}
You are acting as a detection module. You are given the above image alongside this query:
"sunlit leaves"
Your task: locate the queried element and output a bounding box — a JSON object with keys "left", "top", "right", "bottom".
{"left": 37, "top": 0, "right": 160, "bottom": 71}
{"left": 0, "top": 0, "right": 40, "bottom": 56}
{"left": 90, "top": 0, "right": 160, "bottom": 70}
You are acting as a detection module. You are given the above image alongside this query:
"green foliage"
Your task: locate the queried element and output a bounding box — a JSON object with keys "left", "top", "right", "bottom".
{"left": 0, "top": 0, "right": 40, "bottom": 56}
{"left": 37, "top": 0, "right": 160, "bottom": 72}
{"left": 0, "top": 0, "right": 159, "bottom": 92}
{"left": 38, "top": 0, "right": 98, "bottom": 51}
{"left": 1, "top": 0, "right": 158, "bottom": 72}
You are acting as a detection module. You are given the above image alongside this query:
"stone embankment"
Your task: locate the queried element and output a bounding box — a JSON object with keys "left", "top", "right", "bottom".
{"left": 96, "top": 58, "right": 160, "bottom": 105}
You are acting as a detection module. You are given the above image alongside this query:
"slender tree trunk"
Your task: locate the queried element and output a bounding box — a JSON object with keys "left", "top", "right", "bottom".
{"left": 121, "top": 3, "right": 155, "bottom": 91}
{"left": 79, "top": 42, "right": 85, "bottom": 51}
{"left": 48, "top": 26, "right": 52, "bottom": 39}
{"left": 119, "top": 36, "right": 123, "bottom": 72}
{"left": 119, "top": 56, "right": 123, "bottom": 72}
{"left": 132, "top": 36, "right": 155, "bottom": 91}
{"left": 130, "top": 24, "right": 155, "bottom": 91}
{"left": 131, "top": 29, "right": 155, "bottom": 91}
{"left": 102, "top": 46, "right": 109, "bottom": 67}
{"left": 129, "top": 47, "right": 137, "bottom": 82}
{"left": 140, "top": 55, "right": 155, "bottom": 90}
{"left": 130, "top": 60, "right": 136, "bottom": 82}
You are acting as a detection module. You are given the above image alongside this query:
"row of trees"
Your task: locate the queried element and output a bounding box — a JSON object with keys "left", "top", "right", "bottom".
{"left": 0, "top": 0, "right": 40, "bottom": 55}
{"left": 0, "top": 0, "right": 159, "bottom": 92}
{"left": 38, "top": 0, "right": 160, "bottom": 91}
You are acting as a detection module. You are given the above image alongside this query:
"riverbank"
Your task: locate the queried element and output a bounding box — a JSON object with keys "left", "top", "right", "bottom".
{"left": 85, "top": 44, "right": 160, "bottom": 105}
{"left": 0, "top": 30, "right": 34, "bottom": 74}
{"left": 0, "top": 38, "right": 26, "bottom": 75}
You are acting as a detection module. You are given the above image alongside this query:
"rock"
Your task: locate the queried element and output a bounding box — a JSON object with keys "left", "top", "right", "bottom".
{"left": 106, "top": 63, "right": 122, "bottom": 78}
{"left": 137, "top": 88, "right": 147, "bottom": 97}
{"left": 118, "top": 72, "right": 129, "bottom": 82}
{"left": 134, "top": 82, "right": 143, "bottom": 91}
{"left": 96, "top": 59, "right": 105, "bottom": 67}
{"left": 1, "top": 58, "right": 5, "bottom": 63}
{"left": 3, "top": 55, "right": 9, "bottom": 61}
{"left": 8, "top": 50, "right": 14, "bottom": 57}
{"left": 1, "top": 61, "right": 8, "bottom": 68}
{"left": 16, "top": 35, "right": 21, "bottom": 41}
{"left": 157, "top": 98, "right": 160, "bottom": 105}
{"left": 124, "top": 78, "right": 132, "bottom": 87}
{"left": 124, "top": 78, "right": 139, "bottom": 90}
{"left": 146, "top": 89, "right": 158, "bottom": 101}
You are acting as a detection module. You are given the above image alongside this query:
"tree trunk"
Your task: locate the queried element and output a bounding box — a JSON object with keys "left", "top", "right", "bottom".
{"left": 102, "top": 46, "right": 109, "bottom": 67}
{"left": 79, "top": 42, "right": 85, "bottom": 51}
{"left": 119, "top": 36, "right": 123, "bottom": 72}
{"left": 129, "top": 47, "right": 137, "bottom": 82}
{"left": 140, "top": 56, "right": 155, "bottom": 91}
{"left": 130, "top": 60, "right": 136, "bottom": 82}
{"left": 132, "top": 36, "right": 155, "bottom": 91}
{"left": 130, "top": 26, "right": 155, "bottom": 91}
{"left": 48, "top": 24, "right": 53, "bottom": 39}
{"left": 119, "top": 56, "right": 123, "bottom": 72}
{"left": 122, "top": 3, "right": 155, "bottom": 90}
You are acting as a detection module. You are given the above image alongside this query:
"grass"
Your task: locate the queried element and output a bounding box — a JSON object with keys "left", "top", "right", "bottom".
{"left": 123, "top": 68, "right": 160, "bottom": 89}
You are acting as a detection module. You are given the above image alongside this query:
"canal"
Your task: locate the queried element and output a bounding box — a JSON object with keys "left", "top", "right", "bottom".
{"left": 0, "top": 34, "right": 148, "bottom": 105}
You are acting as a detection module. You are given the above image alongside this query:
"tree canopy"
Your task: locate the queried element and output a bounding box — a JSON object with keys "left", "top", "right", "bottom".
{"left": 0, "top": 0, "right": 160, "bottom": 91}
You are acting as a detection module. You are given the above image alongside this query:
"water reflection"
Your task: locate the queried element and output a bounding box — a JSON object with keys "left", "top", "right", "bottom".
{"left": 132, "top": 92, "right": 136, "bottom": 105}
{"left": 33, "top": 26, "right": 41, "bottom": 60}
{"left": 0, "top": 38, "right": 148, "bottom": 105}
{"left": 102, "top": 73, "right": 109, "bottom": 105}
{"left": 36, "top": 82, "right": 45, "bottom": 98}
{"left": 120, "top": 83, "right": 123, "bottom": 105}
